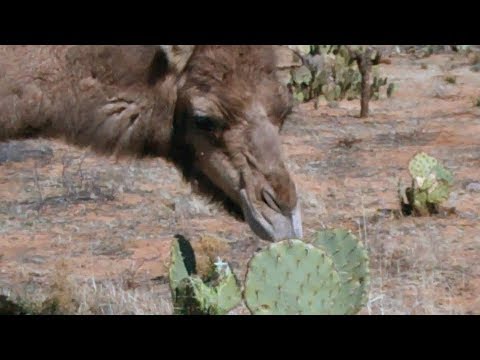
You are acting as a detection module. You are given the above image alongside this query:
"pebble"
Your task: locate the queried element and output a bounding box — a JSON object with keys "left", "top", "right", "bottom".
{"left": 466, "top": 182, "right": 480, "bottom": 192}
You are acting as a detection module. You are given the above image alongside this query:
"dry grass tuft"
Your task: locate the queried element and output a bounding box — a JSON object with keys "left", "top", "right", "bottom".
{"left": 191, "top": 234, "right": 230, "bottom": 277}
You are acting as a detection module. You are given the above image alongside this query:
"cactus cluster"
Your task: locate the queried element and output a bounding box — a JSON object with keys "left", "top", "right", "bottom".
{"left": 286, "top": 45, "right": 392, "bottom": 103}
{"left": 401, "top": 45, "right": 473, "bottom": 58}
{"left": 168, "top": 229, "right": 370, "bottom": 315}
{"left": 403, "top": 152, "right": 454, "bottom": 216}
{"left": 169, "top": 237, "right": 242, "bottom": 315}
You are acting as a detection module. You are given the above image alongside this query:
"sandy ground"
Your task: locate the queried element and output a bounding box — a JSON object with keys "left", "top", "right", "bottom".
{"left": 0, "top": 52, "right": 479, "bottom": 314}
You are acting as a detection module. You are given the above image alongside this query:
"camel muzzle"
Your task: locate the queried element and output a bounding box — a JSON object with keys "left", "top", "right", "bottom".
{"left": 239, "top": 189, "right": 303, "bottom": 241}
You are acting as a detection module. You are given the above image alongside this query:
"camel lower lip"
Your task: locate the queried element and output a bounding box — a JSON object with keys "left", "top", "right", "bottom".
{"left": 239, "top": 189, "right": 276, "bottom": 241}
{"left": 239, "top": 189, "right": 303, "bottom": 241}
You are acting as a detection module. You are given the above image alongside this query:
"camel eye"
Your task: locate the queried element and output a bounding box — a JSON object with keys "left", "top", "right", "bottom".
{"left": 193, "top": 115, "right": 218, "bottom": 132}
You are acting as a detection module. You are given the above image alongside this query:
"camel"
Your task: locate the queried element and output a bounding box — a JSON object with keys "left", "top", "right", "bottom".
{"left": 0, "top": 45, "right": 303, "bottom": 241}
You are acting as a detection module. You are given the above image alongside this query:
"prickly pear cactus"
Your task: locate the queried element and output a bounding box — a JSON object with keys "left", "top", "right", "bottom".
{"left": 285, "top": 45, "right": 392, "bottom": 104}
{"left": 168, "top": 239, "right": 242, "bottom": 315}
{"left": 312, "top": 229, "right": 370, "bottom": 315}
{"left": 407, "top": 152, "right": 454, "bottom": 215}
{"left": 244, "top": 240, "right": 343, "bottom": 315}
{"left": 409, "top": 152, "right": 439, "bottom": 188}
{"left": 174, "top": 265, "right": 241, "bottom": 315}
{"left": 174, "top": 277, "right": 215, "bottom": 315}
{"left": 370, "top": 73, "right": 388, "bottom": 100}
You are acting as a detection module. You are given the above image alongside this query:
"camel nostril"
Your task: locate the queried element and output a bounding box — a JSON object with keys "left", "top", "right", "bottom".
{"left": 262, "top": 188, "right": 282, "bottom": 214}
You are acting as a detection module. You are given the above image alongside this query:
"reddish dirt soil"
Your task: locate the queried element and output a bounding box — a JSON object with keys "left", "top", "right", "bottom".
{"left": 1, "top": 53, "right": 479, "bottom": 314}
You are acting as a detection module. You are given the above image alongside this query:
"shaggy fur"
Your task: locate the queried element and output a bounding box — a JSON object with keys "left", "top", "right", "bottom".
{"left": 0, "top": 45, "right": 298, "bottom": 233}
{"left": 0, "top": 46, "right": 175, "bottom": 156}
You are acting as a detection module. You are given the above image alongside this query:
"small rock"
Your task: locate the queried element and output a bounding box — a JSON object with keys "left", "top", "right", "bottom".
{"left": 466, "top": 182, "right": 480, "bottom": 192}
{"left": 430, "top": 83, "right": 460, "bottom": 99}
{"left": 459, "top": 211, "right": 478, "bottom": 220}
{"left": 0, "top": 141, "right": 53, "bottom": 164}
{"left": 327, "top": 101, "right": 339, "bottom": 108}
{"left": 470, "top": 63, "right": 480, "bottom": 72}
{"left": 23, "top": 255, "right": 47, "bottom": 265}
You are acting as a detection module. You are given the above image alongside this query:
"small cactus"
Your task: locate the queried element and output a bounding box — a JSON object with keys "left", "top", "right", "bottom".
{"left": 370, "top": 68, "right": 388, "bottom": 100}
{"left": 405, "top": 152, "right": 454, "bottom": 216}
{"left": 168, "top": 237, "right": 242, "bottom": 315}
{"left": 387, "top": 83, "right": 395, "bottom": 98}
{"left": 312, "top": 229, "right": 370, "bottom": 315}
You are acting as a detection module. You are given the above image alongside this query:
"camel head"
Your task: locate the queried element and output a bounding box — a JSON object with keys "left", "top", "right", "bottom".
{"left": 162, "top": 45, "right": 303, "bottom": 242}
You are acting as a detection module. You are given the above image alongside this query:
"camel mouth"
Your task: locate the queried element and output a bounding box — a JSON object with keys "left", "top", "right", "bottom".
{"left": 239, "top": 189, "right": 303, "bottom": 242}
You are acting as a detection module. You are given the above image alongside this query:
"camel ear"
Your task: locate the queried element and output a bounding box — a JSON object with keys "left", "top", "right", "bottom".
{"left": 158, "top": 45, "right": 195, "bottom": 74}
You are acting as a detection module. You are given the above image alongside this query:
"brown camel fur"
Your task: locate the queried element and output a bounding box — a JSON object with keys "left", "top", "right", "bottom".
{"left": 0, "top": 45, "right": 303, "bottom": 241}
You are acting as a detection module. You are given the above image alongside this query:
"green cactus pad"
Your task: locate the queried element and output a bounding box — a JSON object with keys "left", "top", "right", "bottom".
{"left": 293, "top": 90, "right": 305, "bottom": 102}
{"left": 312, "top": 69, "right": 329, "bottom": 90}
{"left": 432, "top": 164, "right": 454, "bottom": 185}
{"left": 408, "top": 152, "right": 440, "bottom": 190}
{"left": 427, "top": 183, "right": 451, "bottom": 203}
{"left": 409, "top": 152, "right": 438, "bottom": 176}
{"left": 169, "top": 238, "right": 191, "bottom": 301}
{"left": 312, "top": 229, "right": 370, "bottom": 315}
{"left": 412, "top": 188, "right": 430, "bottom": 215}
{"left": 173, "top": 277, "right": 212, "bottom": 315}
{"left": 215, "top": 266, "right": 242, "bottom": 314}
{"left": 334, "top": 85, "right": 342, "bottom": 99}
{"left": 292, "top": 65, "right": 312, "bottom": 85}
{"left": 244, "top": 240, "right": 342, "bottom": 315}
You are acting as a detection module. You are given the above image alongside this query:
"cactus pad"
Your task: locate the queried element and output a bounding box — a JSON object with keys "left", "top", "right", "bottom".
{"left": 215, "top": 266, "right": 243, "bottom": 314}
{"left": 427, "top": 183, "right": 451, "bottom": 203}
{"left": 409, "top": 152, "right": 438, "bottom": 188}
{"left": 408, "top": 152, "right": 446, "bottom": 189}
{"left": 169, "top": 238, "right": 191, "bottom": 301}
{"left": 244, "top": 240, "right": 342, "bottom": 315}
{"left": 312, "top": 229, "right": 370, "bottom": 315}
{"left": 174, "top": 277, "right": 215, "bottom": 315}
{"left": 292, "top": 65, "right": 312, "bottom": 85}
